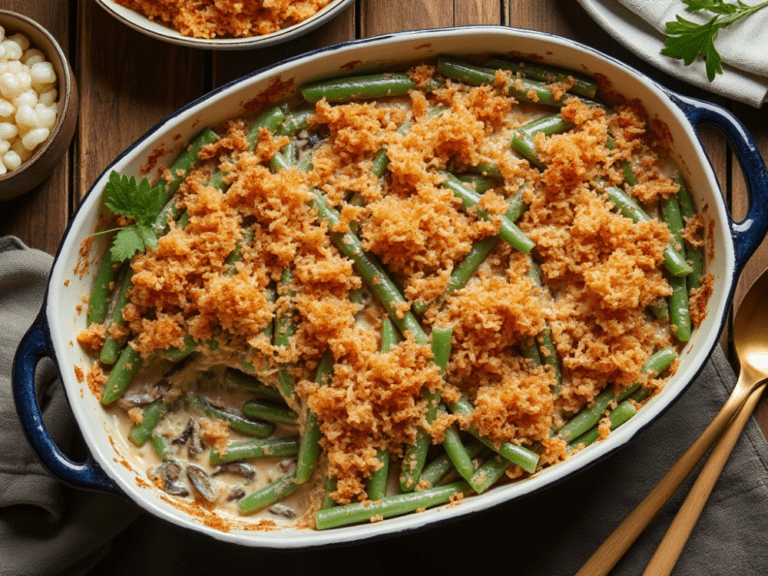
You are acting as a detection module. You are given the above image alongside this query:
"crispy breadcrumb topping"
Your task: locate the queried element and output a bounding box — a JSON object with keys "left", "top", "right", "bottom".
{"left": 82, "top": 62, "right": 709, "bottom": 511}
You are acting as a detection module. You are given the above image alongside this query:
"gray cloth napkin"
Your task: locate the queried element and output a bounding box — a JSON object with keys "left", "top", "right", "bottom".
{"left": 0, "top": 237, "right": 138, "bottom": 576}
{"left": 2, "top": 235, "right": 768, "bottom": 575}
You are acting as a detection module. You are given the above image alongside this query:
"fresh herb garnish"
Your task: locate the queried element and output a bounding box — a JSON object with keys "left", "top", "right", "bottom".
{"left": 100, "top": 170, "right": 166, "bottom": 262}
{"left": 662, "top": 0, "right": 768, "bottom": 82}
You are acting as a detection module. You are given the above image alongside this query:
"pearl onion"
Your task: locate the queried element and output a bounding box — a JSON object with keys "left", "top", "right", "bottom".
{"left": 22, "top": 49, "right": 46, "bottom": 66}
{"left": 10, "top": 34, "right": 30, "bottom": 53}
{"left": 15, "top": 104, "right": 39, "bottom": 131}
{"left": 0, "top": 139, "right": 10, "bottom": 155}
{"left": 35, "top": 105, "right": 57, "bottom": 130}
{"left": 0, "top": 99, "right": 14, "bottom": 119}
{"left": 30, "top": 62, "right": 56, "bottom": 85}
{"left": 0, "top": 26, "right": 4, "bottom": 42}
{"left": 38, "top": 89, "right": 57, "bottom": 107}
{"left": 2, "top": 150, "right": 21, "bottom": 170}
{"left": 0, "top": 40, "right": 22, "bottom": 61}
{"left": 0, "top": 73, "right": 21, "bottom": 100}
{"left": 13, "top": 89, "right": 37, "bottom": 109}
{"left": 22, "top": 127, "right": 50, "bottom": 151}
{"left": 0, "top": 45, "right": 5, "bottom": 60}
{"left": 0, "top": 121, "right": 17, "bottom": 140}
{"left": 11, "top": 139, "right": 32, "bottom": 162}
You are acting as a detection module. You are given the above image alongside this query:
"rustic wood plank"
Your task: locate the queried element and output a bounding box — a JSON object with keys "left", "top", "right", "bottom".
{"left": 455, "top": 0, "right": 502, "bottom": 25}
{"left": 0, "top": 0, "right": 71, "bottom": 255}
{"left": 360, "top": 0, "right": 454, "bottom": 35}
{"left": 75, "top": 0, "right": 206, "bottom": 202}
{"left": 212, "top": 4, "right": 357, "bottom": 89}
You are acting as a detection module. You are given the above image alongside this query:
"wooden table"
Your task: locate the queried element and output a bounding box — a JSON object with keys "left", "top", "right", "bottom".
{"left": 3, "top": 1, "right": 768, "bottom": 430}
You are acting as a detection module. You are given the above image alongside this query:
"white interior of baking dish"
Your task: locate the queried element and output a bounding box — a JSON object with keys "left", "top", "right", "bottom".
{"left": 46, "top": 27, "right": 734, "bottom": 548}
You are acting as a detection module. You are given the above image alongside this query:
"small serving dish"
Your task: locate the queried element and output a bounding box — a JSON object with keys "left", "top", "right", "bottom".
{"left": 12, "top": 26, "right": 768, "bottom": 548}
{"left": 94, "top": 0, "right": 355, "bottom": 50}
{"left": 0, "top": 9, "right": 78, "bottom": 202}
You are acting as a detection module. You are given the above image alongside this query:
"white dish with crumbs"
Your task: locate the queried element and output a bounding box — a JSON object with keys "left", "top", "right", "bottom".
{"left": 12, "top": 26, "right": 768, "bottom": 548}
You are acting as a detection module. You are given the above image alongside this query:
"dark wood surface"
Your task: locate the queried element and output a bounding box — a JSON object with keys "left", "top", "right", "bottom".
{"left": 3, "top": 0, "right": 767, "bottom": 433}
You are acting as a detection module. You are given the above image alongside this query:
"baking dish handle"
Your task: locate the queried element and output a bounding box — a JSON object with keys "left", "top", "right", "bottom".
{"left": 12, "top": 313, "right": 122, "bottom": 495}
{"left": 667, "top": 91, "right": 768, "bottom": 276}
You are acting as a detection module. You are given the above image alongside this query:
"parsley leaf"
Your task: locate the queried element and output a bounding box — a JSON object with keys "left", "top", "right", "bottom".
{"left": 102, "top": 170, "right": 166, "bottom": 262}
{"left": 662, "top": 0, "right": 768, "bottom": 82}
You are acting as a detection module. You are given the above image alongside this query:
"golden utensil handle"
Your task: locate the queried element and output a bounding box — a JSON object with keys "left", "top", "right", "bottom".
{"left": 642, "top": 381, "right": 767, "bottom": 576}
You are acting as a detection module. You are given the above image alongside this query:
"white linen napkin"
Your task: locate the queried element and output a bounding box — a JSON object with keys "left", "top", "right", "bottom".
{"left": 590, "top": 0, "right": 768, "bottom": 106}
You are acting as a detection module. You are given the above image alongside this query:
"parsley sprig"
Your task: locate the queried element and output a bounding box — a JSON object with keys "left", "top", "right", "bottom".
{"left": 662, "top": 0, "right": 768, "bottom": 82}
{"left": 99, "top": 171, "right": 166, "bottom": 262}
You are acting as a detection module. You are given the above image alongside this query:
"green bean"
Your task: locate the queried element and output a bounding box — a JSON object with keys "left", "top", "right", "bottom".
{"left": 558, "top": 347, "right": 676, "bottom": 441}
{"left": 312, "top": 192, "right": 428, "bottom": 345}
{"left": 210, "top": 436, "right": 300, "bottom": 465}
{"left": 520, "top": 336, "right": 542, "bottom": 365}
{"left": 295, "top": 349, "right": 334, "bottom": 483}
{"left": 412, "top": 183, "right": 529, "bottom": 316}
{"left": 603, "top": 184, "right": 692, "bottom": 277}
{"left": 468, "top": 453, "right": 509, "bottom": 494}
{"left": 163, "top": 333, "right": 196, "bottom": 362}
{"left": 186, "top": 393, "right": 275, "bottom": 438}
{"left": 366, "top": 449, "right": 391, "bottom": 501}
{"left": 128, "top": 398, "right": 167, "bottom": 446}
{"left": 528, "top": 262, "right": 562, "bottom": 394}
{"left": 101, "top": 344, "right": 143, "bottom": 405}
{"left": 274, "top": 109, "right": 313, "bottom": 138}
{"left": 568, "top": 400, "right": 637, "bottom": 450}
{"left": 674, "top": 174, "right": 705, "bottom": 290}
{"left": 225, "top": 368, "right": 284, "bottom": 403}
{"left": 485, "top": 57, "right": 599, "bottom": 99}
{"left": 322, "top": 475, "right": 338, "bottom": 510}
{"left": 314, "top": 481, "right": 469, "bottom": 530}
{"left": 242, "top": 399, "right": 299, "bottom": 426}
{"left": 455, "top": 174, "right": 497, "bottom": 194}
{"left": 511, "top": 113, "right": 575, "bottom": 169}
{"left": 449, "top": 397, "right": 539, "bottom": 473}
{"left": 660, "top": 180, "right": 691, "bottom": 346}
{"left": 668, "top": 274, "right": 692, "bottom": 342}
{"left": 87, "top": 252, "right": 118, "bottom": 325}
{"left": 238, "top": 474, "right": 300, "bottom": 516}
{"left": 301, "top": 73, "right": 434, "bottom": 104}
{"left": 371, "top": 107, "right": 445, "bottom": 180}
{"left": 224, "top": 229, "right": 254, "bottom": 275}
{"left": 380, "top": 317, "right": 399, "bottom": 352}
{"left": 275, "top": 268, "right": 297, "bottom": 398}
{"left": 99, "top": 271, "right": 133, "bottom": 365}
{"left": 441, "top": 412, "right": 474, "bottom": 482}
{"left": 437, "top": 57, "right": 568, "bottom": 107}
{"left": 400, "top": 326, "right": 453, "bottom": 492}
{"left": 440, "top": 171, "right": 535, "bottom": 254}
{"left": 465, "top": 160, "right": 503, "bottom": 179}
{"left": 413, "top": 235, "right": 499, "bottom": 316}
{"left": 247, "top": 105, "right": 287, "bottom": 148}
{"left": 157, "top": 128, "right": 219, "bottom": 205}
{"left": 150, "top": 433, "right": 174, "bottom": 461}
{"left": 420, "top": 437, "right": 485, "bottom": 488}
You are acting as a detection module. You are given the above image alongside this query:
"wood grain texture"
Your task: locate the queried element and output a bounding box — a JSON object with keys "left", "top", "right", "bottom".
{"left": 75, "top": 0, "right": 205, "bottom": 202}
{"left": 0, "top": 0, "right": 71, "bottom": 255}
{"left": 360, "top": 0, "right": 454, "bottom": 35}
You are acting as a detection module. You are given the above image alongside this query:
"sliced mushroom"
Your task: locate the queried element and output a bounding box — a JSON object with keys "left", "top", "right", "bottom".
{"left": 269, "top": 503, "right": 296, "bottom": 519}
{"left": 227, "top": 486, "right": 246, "bottom": 502}
{"left": 187, "top": 420, "right": 205, "bottom": 458}
{"left": 186, "top": 463, "right": 218, "bottom": 503}
{"left": 212, "top": 462, "right": 257, "bottom": 484}
{"left": 152, "top": 459, "right": 189, "bottom": 497}
{"left": 172, "top": 418, "right": 195, "bottom": 446}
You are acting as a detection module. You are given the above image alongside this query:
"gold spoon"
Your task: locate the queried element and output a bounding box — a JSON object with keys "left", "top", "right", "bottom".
{"left": 576, "top": 267, "right": 768, "bottom": 576}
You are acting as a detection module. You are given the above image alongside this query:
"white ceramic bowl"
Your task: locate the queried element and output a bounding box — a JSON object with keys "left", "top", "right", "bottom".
{"left": 0, "top": 9, "right": 78, "bottom": 201}
{"left": 13, "top": 26, "right": 768, "bottom": 549}
{"left": 94, "top": 0, "right": 355, "bottom": 50}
